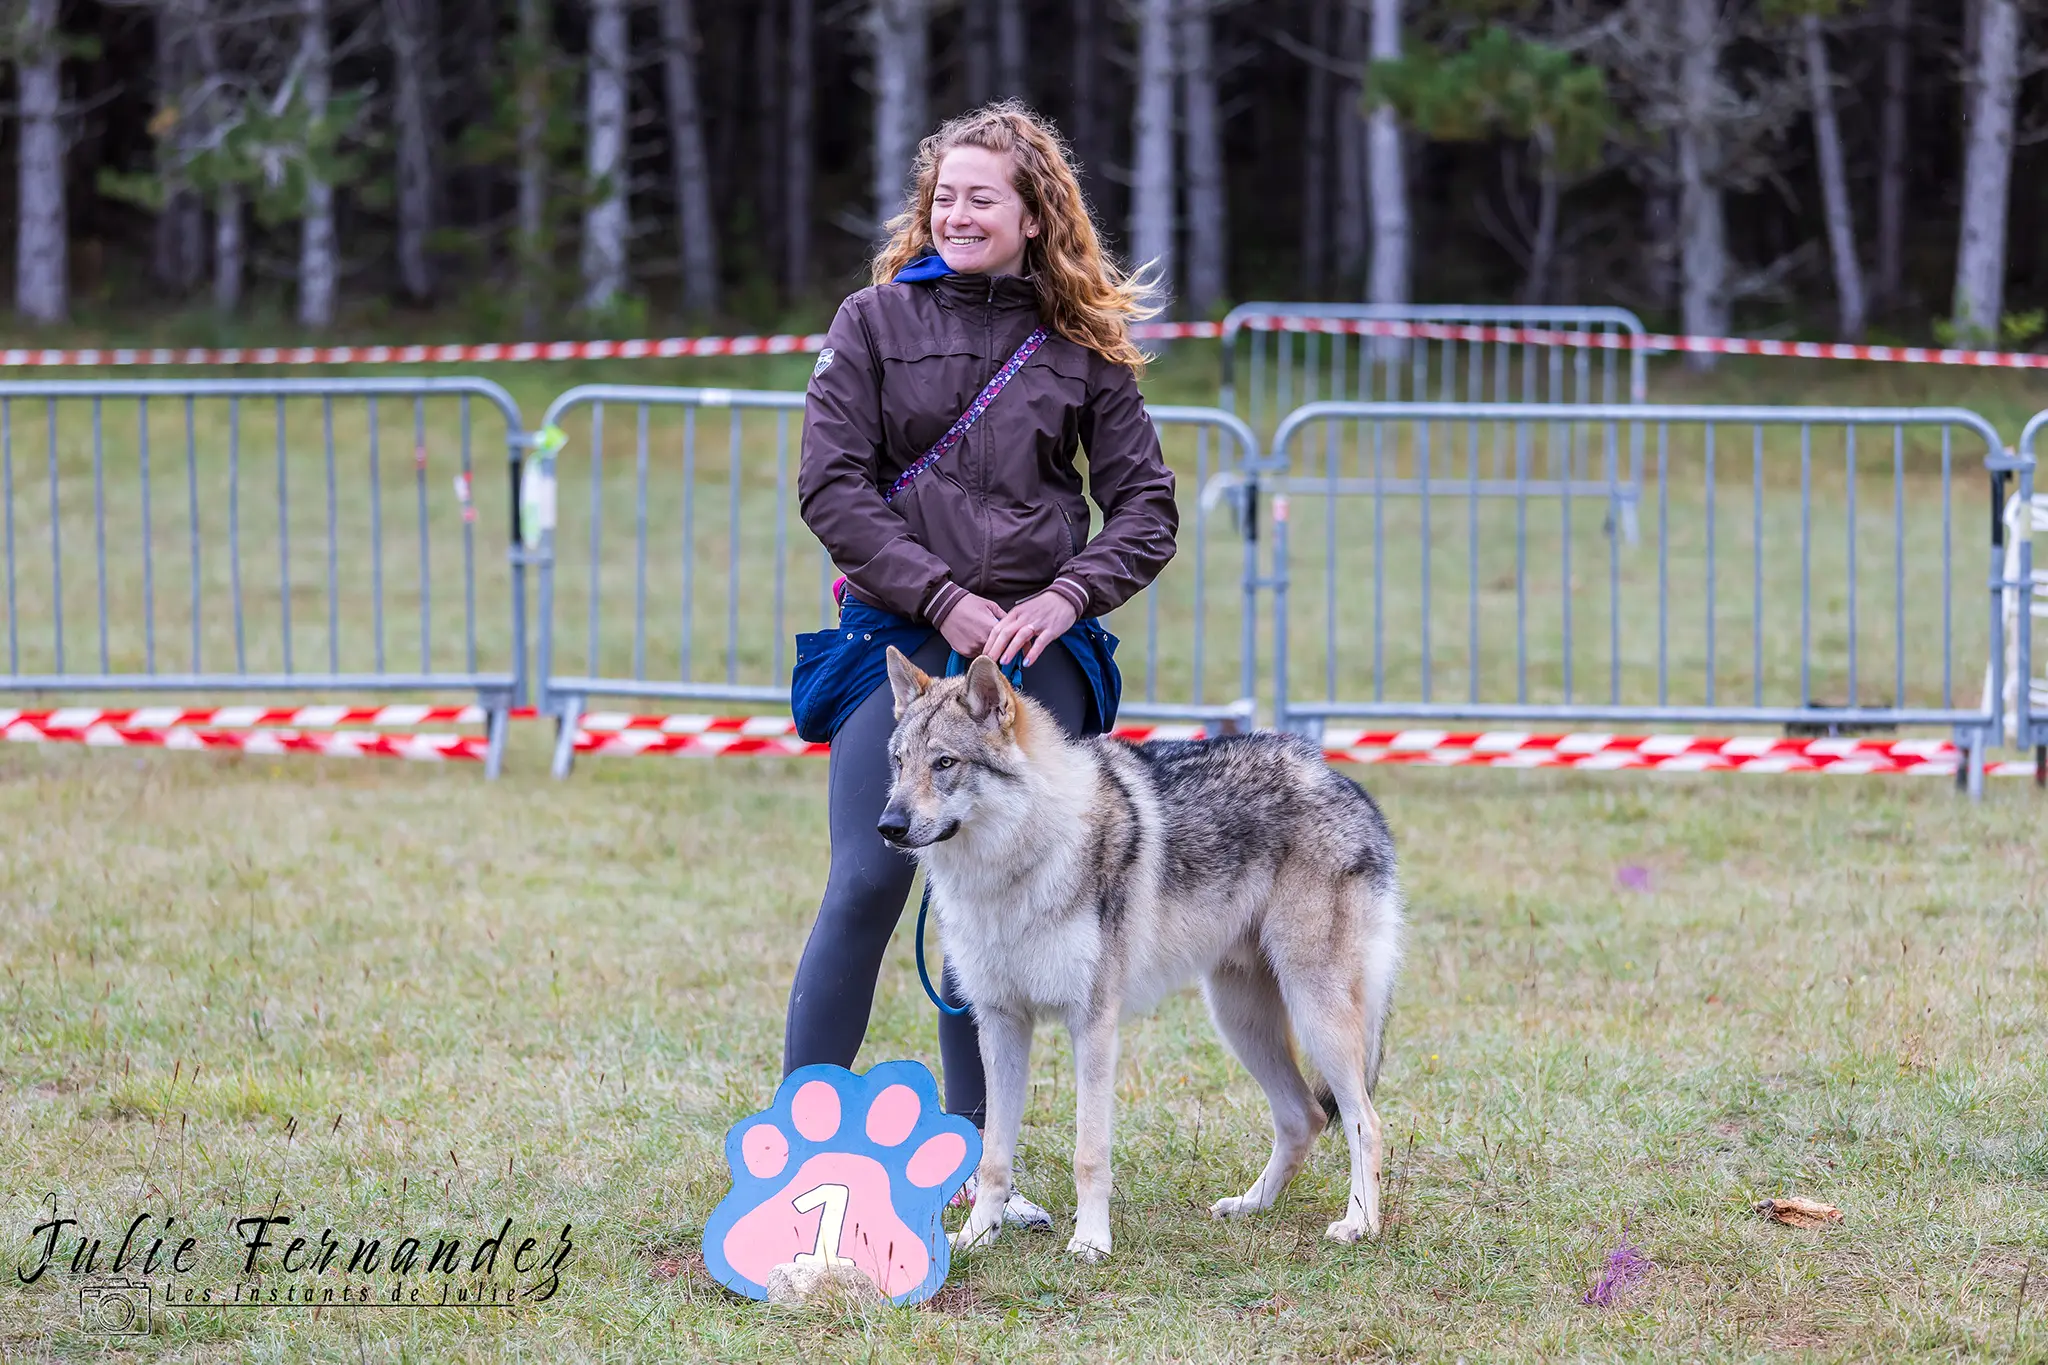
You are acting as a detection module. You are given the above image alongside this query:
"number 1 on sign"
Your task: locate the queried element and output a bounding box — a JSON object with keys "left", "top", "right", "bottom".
{"left": 789, "top": 1183, "right": 851, "bottom": 1267}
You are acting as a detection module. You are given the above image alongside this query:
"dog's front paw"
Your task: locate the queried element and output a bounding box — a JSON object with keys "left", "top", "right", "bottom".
{"left": 1324, "top": 1216, "right": 1374, "bottom": 1244}
{"left": 1065, "top": 1233, "right": 1110, "bottom": 1263}
{"left": 949, "top": 1218, "right": 1001, "bottom": 1253}
{"left": 1209, "top": 1194, "right": 1264, "bottom": 1219}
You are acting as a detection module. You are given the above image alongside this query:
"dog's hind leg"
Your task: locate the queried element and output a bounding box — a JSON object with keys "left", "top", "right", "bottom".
{"left": 953, "top": 1004, "right": 1034, "bottom": 1253}
{"left": 1201, "top": 954, "right": 1326, "bottom": 1219}
{"left": 1277, "top": 905, "right": 1386, "bottom": 1244}
{"left": 1309, "top": 1049, "right": 1383, "bottom": 1244}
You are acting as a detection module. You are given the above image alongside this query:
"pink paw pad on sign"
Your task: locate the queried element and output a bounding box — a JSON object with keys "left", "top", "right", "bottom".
{"left": 702, "top": 1061, "right": 979, "bottom": 1306}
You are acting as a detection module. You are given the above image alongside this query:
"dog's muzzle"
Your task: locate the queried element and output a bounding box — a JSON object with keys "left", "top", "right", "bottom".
{"left": 875, "top": 814, "right": 961, "bottom": 848}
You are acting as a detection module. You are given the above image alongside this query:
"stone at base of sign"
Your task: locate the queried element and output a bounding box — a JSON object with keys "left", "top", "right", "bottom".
{"left": 703, "top": 1060, "right": 980, "bottom": 1307}
{"left": 766, "top": 1259, "right": 888, "bottom": 1308}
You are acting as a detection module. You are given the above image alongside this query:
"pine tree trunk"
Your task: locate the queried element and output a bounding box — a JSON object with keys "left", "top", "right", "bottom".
{"left": 1643, "top": 135, "right": 1677, "bottom": 312}
{"left": 152, "top": 2, "right": 204, "bottom": 297}
{"left": 1873, "top": 0, "right": 1909, "bottom": 313}
{"left": 1365, "top": 0, "right": 1408, "bottom": 307}
{"left": 656, "top": 0, "right": 720, "bottom": 316}
{"left": 190, "top": 0, "right": 242, "bottom": 315}
{"left": 963, "top": 0, "right": 992, "bottom": 106}
{"left": 173, "top": 0, "right": 208, "bottom": 290}
{"left": 1333, "top": 0, "right": 1368, "bottom": 289}
{"left": 753, "top": 2, "right": 782, "bottom": 281}
{"left": 1129, "top": 0, "right": 1176, "bottom": 308}
{"left": 162, "top": 193, "right": 207, "bottom": 296}
{"left": 1068, "top": 0, "right": 1102, "bottom": 209}
{"left": 1300, "top": 0, "right": 1332, "bottom": 294}
{"left": 995, "top": 0, "right": 1025, "bottom": 101}
{"left": 784, "top": 0, "right": 814, "bottom": 300}
{"left": 1675, "top": 0, "right": 1727, "bottom": 366}
{"left": 1802, "top": 14, "right": 1865, "bottom": 340}
{"left": 581, "top": 0, "right": 629, "bottom": 310}
{"left": 384, "top": 0, "right": 439, "bottom": 303}
{"left": 869, "top": 0, "right": 929, "bottom": 235}
{"left": 1180, "top": 0, "right": 1225, "bottom": 318}
{"left": 515, "top": 0, "right": 550, "bottom": 335}
{"left": 1522, "top": 134, "right": 1559, "bottom": 307}
{"left": 297, "top": 0, "right": 337, "bottom": 329}
{"left": 1952, "top": 0, "right": 2019, "bottom": 346}
{"left": 214, "top": 188, "right": 243, "bottom": 314}
{"left": 14, "top": 0, "right": 66, "bottom": 324}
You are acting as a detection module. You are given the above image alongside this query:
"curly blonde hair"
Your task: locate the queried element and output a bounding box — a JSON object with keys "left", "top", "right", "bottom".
{"left": 872, "top": 101, "right": 1159, "bottom": 373}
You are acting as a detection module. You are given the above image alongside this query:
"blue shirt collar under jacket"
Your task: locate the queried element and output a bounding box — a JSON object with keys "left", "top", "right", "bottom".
{"left": 892, "top": 253, "right": 954, "bottom": 283}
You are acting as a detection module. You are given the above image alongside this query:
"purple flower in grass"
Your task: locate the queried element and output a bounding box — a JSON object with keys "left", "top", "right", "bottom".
{"left": 1615, "top": 864, "right": 1653, "bottom": 893}
{"left": 1582, "top": 1239, "right": 1651, "bottom": 1307}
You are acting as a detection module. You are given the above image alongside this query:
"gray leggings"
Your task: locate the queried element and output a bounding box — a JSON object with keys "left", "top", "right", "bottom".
{"left": 782, "top": 634, "right": 1094, "bottom": 1125}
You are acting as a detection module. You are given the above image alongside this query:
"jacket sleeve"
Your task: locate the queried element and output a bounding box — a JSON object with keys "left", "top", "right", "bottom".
{"left": 1048, "top": 358, "right": 1180, "bottom": 619}
{"left": 797, "top": 294, "right": 964, "bottom": 623}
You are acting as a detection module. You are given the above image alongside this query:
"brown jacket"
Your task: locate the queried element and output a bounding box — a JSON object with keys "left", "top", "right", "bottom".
{"left": 798, "top": 272, "right": 1178, "bottom": 626}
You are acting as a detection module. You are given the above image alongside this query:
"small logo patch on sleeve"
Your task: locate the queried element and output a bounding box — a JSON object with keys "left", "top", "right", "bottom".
{"left": 811, "top": 348, "right": 836, "bottom": 380}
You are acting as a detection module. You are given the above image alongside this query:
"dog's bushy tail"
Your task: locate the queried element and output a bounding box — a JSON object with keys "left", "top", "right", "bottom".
{"left": 1313, "top": 996, "right": 1393, "bottom": 1127}
{"left": 1315, "top": 1084, "right": 1340, "bottom": 1125}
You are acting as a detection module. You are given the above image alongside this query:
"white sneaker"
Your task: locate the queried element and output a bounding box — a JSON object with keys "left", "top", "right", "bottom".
{"left": 950, "top": 1174, "right": 1054, "bottom": 1230}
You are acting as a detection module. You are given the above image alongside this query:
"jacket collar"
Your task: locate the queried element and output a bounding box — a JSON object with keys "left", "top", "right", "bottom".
{"left": 896, "top": 253, "right": 1039, "bottom": 312}
{"left": 932, "top": 270, "right": 1039, "bottom": 312}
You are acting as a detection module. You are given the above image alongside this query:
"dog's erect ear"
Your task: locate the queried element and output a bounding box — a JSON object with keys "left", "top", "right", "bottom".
{"left": 962, "top": 654, "right": 1016, "bottom": 728}
{"left": 886, "top": 645, "right": 932, "bottom": 718}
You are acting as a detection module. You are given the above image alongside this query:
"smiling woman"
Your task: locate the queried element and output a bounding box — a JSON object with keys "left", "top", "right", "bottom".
{"left": 928, "top": 145, "right": 1036, "bottom": 279}
{"left": 784, "top": 101, "right": 1179, "bottom": 1235}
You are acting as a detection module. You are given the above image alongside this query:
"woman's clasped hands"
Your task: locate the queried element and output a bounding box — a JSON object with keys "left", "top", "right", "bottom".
{"left": 937, "top": 590, "right": 1080, "bottom": 668}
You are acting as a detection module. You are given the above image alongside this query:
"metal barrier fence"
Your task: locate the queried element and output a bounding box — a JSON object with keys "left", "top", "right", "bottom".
{"left": 530, "top": 385, "right": 1260, "bottom": 776}
{"left": 1221, "top": 304, "right": 1653, "bottom": 542}
{"left": 1220, "top": 303, "right": 1651, "bottom": 428}
{"left": 2008, "top": 410, "right": 2047, "bottom": 751}
{"left": 1263, "top": 402, "right": 2017, "bottom": 795}
{"left": 4, "top": 375, "right": 2036, "bottom": 798}
{"left": 0, "top": 378, "right": 530, "bottom": 773}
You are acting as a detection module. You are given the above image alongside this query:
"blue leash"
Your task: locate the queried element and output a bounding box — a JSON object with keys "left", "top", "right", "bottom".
{"left": 914, "top": 650, "right": 1026, "bottom": 1018}
{"left": 914, "top": 885, "right": 967, "bottom": 1015}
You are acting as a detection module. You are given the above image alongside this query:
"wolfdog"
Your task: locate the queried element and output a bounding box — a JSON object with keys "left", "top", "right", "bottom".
{"left": 877, "top": 648, "right": 1404, "bottom": 1262}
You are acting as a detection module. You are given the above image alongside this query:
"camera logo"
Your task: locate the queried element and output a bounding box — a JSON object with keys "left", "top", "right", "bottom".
{"left": 78, "top": 1279, "right": 152, "bottom": 1335}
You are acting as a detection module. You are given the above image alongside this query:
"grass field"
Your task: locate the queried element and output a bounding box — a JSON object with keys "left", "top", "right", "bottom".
{"left": 1, "top": 348, "right": 2047, "bottom": 1360}
{"left": 2, "top": 737, "right": 2045, "bottom": 1362}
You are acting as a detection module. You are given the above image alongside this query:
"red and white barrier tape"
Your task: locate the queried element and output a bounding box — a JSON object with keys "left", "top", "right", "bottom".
{"left": 9, "top": 316, "right": 2045, "bottom": 372}
{"left": 0, "top": 703, "right": 524, "bottom": 730}
{"left": 1318, "top": 728, "right": 1958, "bottom": 760}
{"left": 1316, "top": 727, "right": 2033, "bottom": 775}
{"left": 578, "top": 731, "right": 829, "bottom": 758}
{"left": 575, "top": 714, "right": 2033, "bottom": 775}
{"left": 573, "top": 712, "right": 1202, "bottom": 757}
{"left": 0, "top": 335, "right": 836, "bottom": 369}
{"left": 5, "top": 700, "right": 2031, "bottom": 775}
{"left": 1, "top": 715, "right": 487, "bottom": 761}
{"left": 1212, "top": 316, "right": 2048, "bottom": 371}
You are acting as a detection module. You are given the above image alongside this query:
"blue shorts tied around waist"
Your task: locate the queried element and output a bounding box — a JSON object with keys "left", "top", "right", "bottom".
{"left": 790, "top": 591, "right": 1121, "bottom": 744}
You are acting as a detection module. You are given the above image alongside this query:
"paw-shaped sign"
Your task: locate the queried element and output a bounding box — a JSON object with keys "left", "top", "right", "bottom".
{"left": 702, "top": 1061, "right": 979, "bottom": 1306}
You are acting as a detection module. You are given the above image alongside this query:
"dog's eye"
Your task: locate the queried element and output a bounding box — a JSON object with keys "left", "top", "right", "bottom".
{"left": 932, "top": 755, "right": 956, "bottom": 771}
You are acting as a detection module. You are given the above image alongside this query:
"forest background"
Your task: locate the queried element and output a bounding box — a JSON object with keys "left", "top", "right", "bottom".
{"left": 3, "top": 0, "right": 2045, "bottom": 354}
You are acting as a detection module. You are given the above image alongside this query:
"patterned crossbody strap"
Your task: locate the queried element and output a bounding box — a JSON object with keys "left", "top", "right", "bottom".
{"left": 881, "top": 326, "right": 1050, "bottom": 505}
